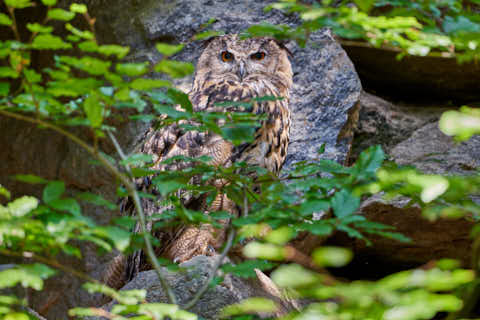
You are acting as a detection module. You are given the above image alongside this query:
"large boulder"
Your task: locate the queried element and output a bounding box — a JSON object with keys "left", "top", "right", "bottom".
{"left": 98, "top": 255, "right": 299, "bottom": 320}
{"left": 83, "top": 0, "right": 362, "bottom": 166}
{"left": 330, "top": 93, "right": 479, "bottom": 277}
{"left": 1, "top": 0, "right": 361, "bottom": 318}
{"left": 350, "top": 91, "right": 445, "bottom": 162}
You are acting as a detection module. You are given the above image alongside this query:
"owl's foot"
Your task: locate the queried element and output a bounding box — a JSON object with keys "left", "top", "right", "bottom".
{"left": 165, "top": 225, "right": 221, "bottom": 264}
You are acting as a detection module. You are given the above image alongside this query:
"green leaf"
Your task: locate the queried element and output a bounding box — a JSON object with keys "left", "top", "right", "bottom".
{"left": 49, "top": 198, "right": 82, "bottom": 216}
{"left": 299, "top": 221, "right": 334, "bottom": 236}
{"left": 97, "top": 44, "right": 130, "bottom": 58}
{"left": 0, "top": 13, "right": 12, "bottom": 26}
{"left": 97, "top": 226, "right": 130, "bottom": 251}
{"left": 265, "top": 226, "right": 295, "bottom": 245}
{"left": 47, "top": 8, "right": 75, "bottom": 21}
{"left": 0, "top": 264, "right": 55, "bottom": 290}
{"left": 41, "top": 0, "right": 57, "bottom": 4}
{"left": 136, "top": 303, "right": 196, "bottom": 320}
{"left": 439, "top": 108, "right": 480, "bottom": 141}
{"left": 65, "top": 23, "right": 94, "bottom": 40}
{"left": 443, "top": 16, "right": 480, "bottom": 35}
{"left": 221, "top": 124, "right": 256, "bottom": 146}
{"left": 12, "top": 174, "right": 48, "bottom": 184}
{"left": 354, "top": 0, "right": 375, "bottom": 12}
{"left": 221, "top": 298, "right": 277, "bottom": 317}
{"left": 77, "top": 192, "right": 116, "bottom": 210}
{"left": 271, "top": 264, "right": 320, "bottom": 288}
{"left": 0, "top": 67, "right": 18, "bottom": 79}
{"left": 331, "top": 189, "right": 360, "bottom": 218}
{"left": 193, "top": 30, "right": 224, "bottom": 40}
{"left": 130, "top": 78, "right": 170, "bottom": 90}
{"left": 221, "top": 260, "right": 275, "bottom": 278}
{"left": 299, "top": 199, "right": 330, "bottom": 216}
{"left": 116, "top": 62, "right": 148, "bottom": 77}
{"left": 83, "top": 91, "right": 103, "bottom": 128}
{"left": 119, "top": 153, "right": 153, "bottom": 166}
{"left": 156, "top": 43, "right": 184, "bottom": 56}
{"left": 7, "top": 196, "right": 38, "bottom": 217}
{"left": 243, "top": 242, "right": 285, "bottom": 260}
{"left": 24, "top": 69, "right": 42, "bottom": 83}
{"left": 354, "top": 145, "right": 385, "bottom": 177}
{"left": 152, "top": 177, "right": 187, "bottom": 196}
{"left": 301, "top": 8, "right": 327, "bottom": 21}
{"left": 4, "top": 312, "right": 29, "bottom": 320}
{"left": 70, "top": 3, "right": 87, "bottom": 13}
{"left": 0, "top": 82, "right": 10, "bottom": 96}
{"left": 155, "top": 60, "right": 194, "bottom": 78}
{"left": 5, "top": 0, "right": 33, "bottom": 8}
{"left": 42, "top": 181, "right": 65, "bottom": 204}
{"left": 26, "top": 23, "right": 53, "bottom": 33}
{"left": 166, "top": 88, "right": 193, "bottom": 112}
{"left": 32, "top": 34, "right": 72, "bottom": 50}
{"left": 58, "top": 56, "right": 111, "bottom": 76}
{"left": 313, "top": 247, "right": 353, "bottom": 267}
{"left": 0, "top": 184, "right": 10, "bottom": 200}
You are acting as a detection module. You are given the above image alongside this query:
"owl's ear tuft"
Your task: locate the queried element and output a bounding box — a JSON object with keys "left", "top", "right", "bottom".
{"left": 275, "top": 40, "right": 293, "bottom": 57}
{"left": 199, "top": 35, "right": 221, "bottom": 50}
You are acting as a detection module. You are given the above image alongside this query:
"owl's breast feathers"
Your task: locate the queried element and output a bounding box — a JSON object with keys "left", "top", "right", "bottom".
{"left": 190, "top": 77, "right": 291, "bottom": 174}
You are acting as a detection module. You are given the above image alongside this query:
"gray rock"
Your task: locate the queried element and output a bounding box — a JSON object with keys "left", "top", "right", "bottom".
{"left": 98, "top": 255, "right": 297, "bottom": 320}
{"left": 328, "top": 195, "right": 474, "bottom": 273}
{"left": 85, "top": 0, "right": 362, "bottom": 166}
{"left": 332, "top": 93, "right": 479, "bottom": 273}
{"left": 351, "top": 91, "right": 446, "bottom": 162}
{"left": 390, "top": 122, "right": 480, "bottom": 175}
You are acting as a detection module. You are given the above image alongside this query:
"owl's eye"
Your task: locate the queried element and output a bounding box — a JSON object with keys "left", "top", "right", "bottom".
{"left": 250, "top": 52, "right": 266, "bottom": 60}
{"left": 221, "top": 51, "right": 234, "bottom": 62}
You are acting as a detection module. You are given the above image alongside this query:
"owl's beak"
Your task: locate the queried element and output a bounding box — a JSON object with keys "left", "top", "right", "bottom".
{"left": 237, "top": 62, "right": 246, "bottom": 82}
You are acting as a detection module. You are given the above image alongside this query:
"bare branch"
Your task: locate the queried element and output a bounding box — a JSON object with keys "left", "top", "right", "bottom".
{"left": 107, "top": 131, "right": 178, "bottom": 305}
{"left": 183, "top": 226, "right": 237, "bottom": 310}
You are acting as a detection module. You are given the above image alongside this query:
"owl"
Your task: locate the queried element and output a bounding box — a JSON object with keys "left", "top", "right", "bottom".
{"left": 122, "top": 34, "right": 293, "bottom": 282}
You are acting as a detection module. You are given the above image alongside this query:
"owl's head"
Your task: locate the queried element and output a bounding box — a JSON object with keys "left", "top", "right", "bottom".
{"left": 194, "top": 34, "right": 292, "bottom": 89}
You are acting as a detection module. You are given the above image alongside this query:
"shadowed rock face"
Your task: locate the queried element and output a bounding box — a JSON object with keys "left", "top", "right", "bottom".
{"left": 329, "top": 93, "right": 480, "bottom": 279}
{"left": 1, "top": 1, "right": 361, "bottom": 318}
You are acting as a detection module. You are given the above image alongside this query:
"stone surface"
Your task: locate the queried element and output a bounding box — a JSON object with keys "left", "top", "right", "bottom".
{"left": 350, "top": 91, "right": 446, "bottom": 162}
{"left": 390, "top": 122, "right": 480, "bottom": 175}
{"left": 2, "top": 1, "right": 361, "bottom": 318}
{"left": 332, "top": 94, "right": 480, "bottom": 277}
{"left": 328, "top": 195, "right": 474, "bottom": 279}
{"left": 98, "top": 255, "right": 297, "bottom": 320}
{"left": 82, "top": 0, "right": 362, "bottom": 167}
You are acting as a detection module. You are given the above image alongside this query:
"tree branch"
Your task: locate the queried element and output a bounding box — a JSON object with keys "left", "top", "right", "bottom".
{"left": 107, "top": 131, "right": 177, "bottom": 305}
{"left": 183, "top": 225, "right": 237, "bottom": 310}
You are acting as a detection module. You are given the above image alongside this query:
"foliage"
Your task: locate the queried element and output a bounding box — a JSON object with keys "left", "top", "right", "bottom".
{"left": 248, "top": 0, "right": 480, "bottom": 62}
{"left": 0, "top": 1, "right": 478, "bottom": 320}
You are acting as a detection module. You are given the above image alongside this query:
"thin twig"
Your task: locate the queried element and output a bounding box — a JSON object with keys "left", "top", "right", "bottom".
{"left": 107, "top": 131, "right": 177, "bottom": 305}
{"left": 183, "top": 225, "right": 237, "bottom": 310}
{"left": 243, "top": 186, "right": 249, "bottom": 217}
{"left": 6, "top": 6, "right": 21, "bottom": 42}
{"left": 24, "top": 307, "right": 48, "bottom": 320}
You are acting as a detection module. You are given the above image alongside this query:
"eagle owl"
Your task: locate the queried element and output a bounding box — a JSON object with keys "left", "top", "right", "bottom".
{"left": 124, "top": 34, "right": 293, "bottom": 281}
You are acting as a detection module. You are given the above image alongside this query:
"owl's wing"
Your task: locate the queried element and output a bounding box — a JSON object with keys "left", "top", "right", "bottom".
{"left": 122, "top": 120, "right": 210, "bottom": 280}
{"left": 123, "top": 81, "right": 259, "bottom": 280}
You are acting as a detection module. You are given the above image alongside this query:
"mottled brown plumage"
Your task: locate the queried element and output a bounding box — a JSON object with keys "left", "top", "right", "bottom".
{"left": 124, "top": 34, "right": 293, "bottom": 281}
